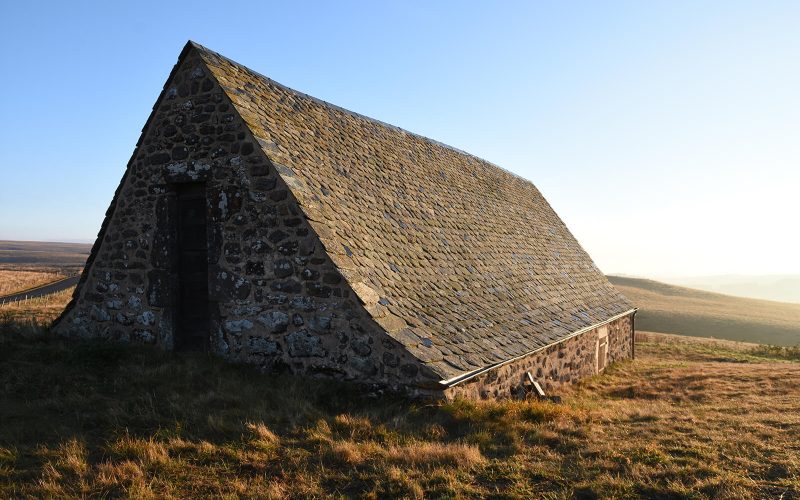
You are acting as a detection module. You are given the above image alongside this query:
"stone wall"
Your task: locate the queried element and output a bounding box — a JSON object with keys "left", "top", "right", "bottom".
{"left": 52, "top": 47, "right": 440, "bottom": 392}
{"left": 442, "top": 314, "right": 634, "bottom": 399}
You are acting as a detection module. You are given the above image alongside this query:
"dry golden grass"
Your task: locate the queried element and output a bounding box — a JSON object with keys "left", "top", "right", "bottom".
{"left": 1, "top": 321, "right": 799, "bottom": 498}
{"left": 0, "top": 287, "right": 73, "bottom": 325}
{"left": 637, "top": 330, "right": 760, "bottom": 349}
{"left": 0, "top": 269, "right": 64, "bottom": 296}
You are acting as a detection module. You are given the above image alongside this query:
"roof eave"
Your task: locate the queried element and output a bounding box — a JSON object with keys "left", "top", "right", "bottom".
{"left": 436, "top": 308, "right": 639, "bottom": 389}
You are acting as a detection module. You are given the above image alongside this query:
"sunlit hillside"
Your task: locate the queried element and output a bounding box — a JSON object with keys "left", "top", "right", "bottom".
{"left": 609, "top": 275, "right": 800, "bottom": 346}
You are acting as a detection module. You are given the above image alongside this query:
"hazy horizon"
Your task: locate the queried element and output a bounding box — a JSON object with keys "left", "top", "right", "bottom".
{"left": 1, "top": 1, "right": 798, "bottom": 277}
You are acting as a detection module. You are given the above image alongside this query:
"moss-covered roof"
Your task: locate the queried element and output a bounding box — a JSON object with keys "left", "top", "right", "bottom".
{"left": 196, "top": 42, "right": 633, "bottom": 380}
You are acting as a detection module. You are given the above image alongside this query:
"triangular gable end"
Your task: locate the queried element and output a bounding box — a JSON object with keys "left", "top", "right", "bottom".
{"left": 53, "top": 42, "right": 442, "bottom": 392}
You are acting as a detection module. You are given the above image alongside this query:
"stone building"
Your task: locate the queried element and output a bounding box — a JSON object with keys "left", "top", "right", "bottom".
{"left": 53, "top": 41, "right": 636, "bottom": 399}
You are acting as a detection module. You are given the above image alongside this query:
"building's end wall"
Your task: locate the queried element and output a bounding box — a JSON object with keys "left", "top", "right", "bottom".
{"left": 441, "top": 313, "right": 634, "bottom": 400}
{"left": 50, "top": 46, "right": 439, "bottom": 393}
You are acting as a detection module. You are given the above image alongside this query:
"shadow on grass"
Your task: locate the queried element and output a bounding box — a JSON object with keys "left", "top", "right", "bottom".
{"left": 0, "top": 320, "right": 572, "bottom": 497}
{"left": 5, "top": 322, "right": 788, "bottom": 497}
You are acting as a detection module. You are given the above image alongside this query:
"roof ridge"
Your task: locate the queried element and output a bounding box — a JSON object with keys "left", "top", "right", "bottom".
{"left": 188, "top": 40, "right": 537, "bottom": 188}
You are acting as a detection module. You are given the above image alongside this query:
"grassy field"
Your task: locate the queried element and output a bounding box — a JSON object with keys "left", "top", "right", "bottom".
{"left": 1, "top": 322, "right": 798, "bottom": 498}
{"left": 0, "top": 243, "right": 82, "bottom": 325}
{"left": 610, "top": 275, "right": 800, "bottom": 346}
{"left": 0, "top": 287, "right": 74, "bottom": 325}
{"left": 0, "top": 269, "right": 65, "bottom": 296}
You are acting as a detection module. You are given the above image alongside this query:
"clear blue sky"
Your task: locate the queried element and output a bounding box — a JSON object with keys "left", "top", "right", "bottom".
{"left": 1, "top": 1, "right": 797, "bottom": 277}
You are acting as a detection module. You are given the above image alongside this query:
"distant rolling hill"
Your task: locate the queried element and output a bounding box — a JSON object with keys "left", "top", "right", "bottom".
{"left": 661, "top": 274, "right": 800, "bottom": 304}
{"left": 0, "top": 240, "right": 91, "bottom": 272}
{"left": 609, "top": 275, "right": 800, "bottom": 346}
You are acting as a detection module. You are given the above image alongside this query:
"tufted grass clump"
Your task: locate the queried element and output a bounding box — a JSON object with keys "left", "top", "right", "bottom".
{"left": 749, "top": 343, "right": 800, "bottom": 361}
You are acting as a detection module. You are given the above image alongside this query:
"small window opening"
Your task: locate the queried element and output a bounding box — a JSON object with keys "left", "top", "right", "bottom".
{"left": 596, "top": 326, "right": 609, "bottom": 372}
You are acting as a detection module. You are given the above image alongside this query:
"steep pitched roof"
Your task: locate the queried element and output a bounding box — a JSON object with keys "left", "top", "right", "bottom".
{"left": 200, "top": 43, "right": 634, "bottom": 382}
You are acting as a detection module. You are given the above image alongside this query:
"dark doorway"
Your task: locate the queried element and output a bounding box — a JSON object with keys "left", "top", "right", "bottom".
{"left": 175, "top": 183, "right": 209, "bottom": 351}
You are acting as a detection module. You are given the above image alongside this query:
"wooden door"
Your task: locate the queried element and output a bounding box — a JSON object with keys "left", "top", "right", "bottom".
{"left": 175, "top": 183, "right": 209, "bottom": 350}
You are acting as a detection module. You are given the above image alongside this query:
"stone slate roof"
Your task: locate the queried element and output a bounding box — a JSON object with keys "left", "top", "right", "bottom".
{"left": 194, "top": 42, "right": 634, "bottom": 382}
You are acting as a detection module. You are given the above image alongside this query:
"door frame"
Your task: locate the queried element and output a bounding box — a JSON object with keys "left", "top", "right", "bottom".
{"left": 596, "top": 326, "right": 609, "bottom": 373}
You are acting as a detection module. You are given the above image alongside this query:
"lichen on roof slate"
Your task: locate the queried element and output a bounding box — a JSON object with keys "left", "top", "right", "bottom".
{"left": 192, "top": 42, "right": 634, "bottom": 381}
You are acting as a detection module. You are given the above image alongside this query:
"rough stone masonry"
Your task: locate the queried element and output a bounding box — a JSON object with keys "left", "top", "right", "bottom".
{"left": 53, "top": 42, "right": 636, "bottom": 399}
